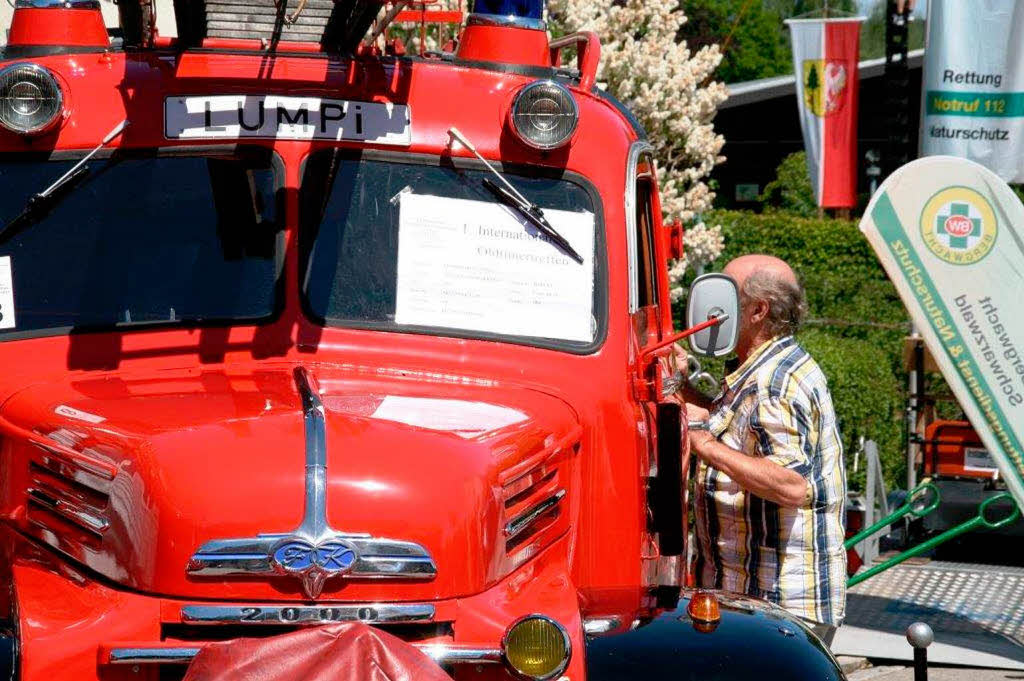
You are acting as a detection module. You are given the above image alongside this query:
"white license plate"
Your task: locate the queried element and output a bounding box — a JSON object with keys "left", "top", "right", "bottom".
{"left": 164, "top": 95, "right": 412, "bottom": 145}
{"left": 964, "top": 445, "right": 998, "bottom": 472}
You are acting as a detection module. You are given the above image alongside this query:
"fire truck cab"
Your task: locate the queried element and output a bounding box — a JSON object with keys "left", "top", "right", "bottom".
{"left": 0, "top": 2, "right": 845, "bottom": 679}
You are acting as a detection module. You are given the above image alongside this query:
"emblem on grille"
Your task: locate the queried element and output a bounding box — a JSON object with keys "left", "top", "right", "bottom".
{"left": 186, "top": 367, "right": 437, "bottom": 599}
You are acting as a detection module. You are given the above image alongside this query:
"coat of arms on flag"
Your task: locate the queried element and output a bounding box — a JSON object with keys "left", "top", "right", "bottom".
{"left": 802, "top": 59, "right": 848, "bottom": 117}
{"left": 785, "top": 17, "right": 865, "bottom": 208}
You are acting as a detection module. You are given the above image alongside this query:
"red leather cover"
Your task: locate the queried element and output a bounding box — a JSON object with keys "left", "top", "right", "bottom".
{"left": 182, "top": 623, "right": 451, "bottom": 681}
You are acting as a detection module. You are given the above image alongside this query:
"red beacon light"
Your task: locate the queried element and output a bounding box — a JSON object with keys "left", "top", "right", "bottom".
{"left": 7, "top": 0, "right": 109, "bottom": 52}
{"left": 455, "top": 1, "right": 583, "bottom": 150}
{"left": 457, "top": 0, "right": 551, "bottom": 67}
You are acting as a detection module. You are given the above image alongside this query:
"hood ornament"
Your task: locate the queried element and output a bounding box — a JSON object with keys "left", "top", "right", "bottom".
{"left": 187, "top": 367, "right": 437, "bottom": 599}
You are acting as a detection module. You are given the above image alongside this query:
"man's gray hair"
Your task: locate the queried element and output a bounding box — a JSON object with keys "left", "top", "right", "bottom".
{"left": 740, "top": 269, "right": 808, "bottom": 337}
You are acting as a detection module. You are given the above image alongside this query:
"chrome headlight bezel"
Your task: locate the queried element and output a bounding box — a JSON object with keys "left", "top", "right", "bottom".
{"left": 509, "top": 80, "right": 579, "bottom": 151}
{"left": 0, "top": 62, "right": 64, "bottom": 135}
{"left": 501, "top": 613, "right": 572, "bottom": 681}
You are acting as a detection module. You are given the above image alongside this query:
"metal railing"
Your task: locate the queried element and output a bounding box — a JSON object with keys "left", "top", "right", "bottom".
{"left": 844, "top": 440, "right": 1022, "bottom": 587}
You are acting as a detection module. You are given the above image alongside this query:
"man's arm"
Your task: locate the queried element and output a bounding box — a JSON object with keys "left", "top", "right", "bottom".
{"left": 685, "top": 402, "right": 810, "bottom": 509}
{"left": 690, "top": 436, "right": 808, "bottom": 508}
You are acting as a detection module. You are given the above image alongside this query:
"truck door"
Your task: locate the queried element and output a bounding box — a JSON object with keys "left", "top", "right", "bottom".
{"left": 627, "top": 144, "right": 687, "bottom": 589}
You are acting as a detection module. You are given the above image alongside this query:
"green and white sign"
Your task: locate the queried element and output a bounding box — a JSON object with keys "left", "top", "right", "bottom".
{"left": 861, "top": 156, "right": 1024, "bottom": 508}
{"left": 921, "top": 0, "right": 1024, "bottom": 183}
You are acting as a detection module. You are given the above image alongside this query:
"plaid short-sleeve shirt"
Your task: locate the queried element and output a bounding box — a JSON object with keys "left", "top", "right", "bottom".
{"left": 694, "top": 336, "right": 847, "bottom": 626}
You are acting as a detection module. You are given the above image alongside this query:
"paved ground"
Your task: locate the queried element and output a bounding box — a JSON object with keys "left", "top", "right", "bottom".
{"left": 834, "top": 560, "right": 1024, "bottom": 667}
{"left": 849, "top": 665, "right": 1024, "bottom": 680}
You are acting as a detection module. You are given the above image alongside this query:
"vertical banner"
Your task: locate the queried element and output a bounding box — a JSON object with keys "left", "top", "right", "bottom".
{"left": 786, "top": 17, "right": 865, "bottom": 208}
{"left": 859, "top": 156, "right": 1024, "bottom": 509}
{"left": 921, "top": 0, "right": 1024, "bottom": 183}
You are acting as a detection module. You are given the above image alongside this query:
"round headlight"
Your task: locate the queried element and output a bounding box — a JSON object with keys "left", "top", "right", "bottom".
{"left": 510, "top": 81, "right": 578, "bottom": 150}
{"left": 503, "top": 615, "right": 571, "bottom": 680}
{"left": 0, "top": 63, "right": 63, "bottom": 135}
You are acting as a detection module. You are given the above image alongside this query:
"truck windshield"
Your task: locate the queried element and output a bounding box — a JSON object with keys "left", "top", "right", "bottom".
{"left": 300, "top": 151, "right": 605, "bottom": 352}
{"left": 0, "top": 150, "right": 281, "bottom": 340}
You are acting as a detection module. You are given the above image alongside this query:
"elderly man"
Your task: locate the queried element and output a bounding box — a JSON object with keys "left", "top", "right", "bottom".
{"left": 684, "top": 254, "right": 846, "bottom": 644}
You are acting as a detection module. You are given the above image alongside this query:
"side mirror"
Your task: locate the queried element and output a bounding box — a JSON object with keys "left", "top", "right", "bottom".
{"left": 686, "top": 273, "right": 740, "bottom": 358}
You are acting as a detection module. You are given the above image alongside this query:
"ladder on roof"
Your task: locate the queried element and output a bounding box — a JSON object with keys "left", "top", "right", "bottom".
{"left": 116, "top": 0, "right": 387, "bottom": 51}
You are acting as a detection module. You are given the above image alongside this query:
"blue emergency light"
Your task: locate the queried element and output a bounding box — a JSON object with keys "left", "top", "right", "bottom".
{"left": 472, "top": 0, "right": 544, "bottom": 20}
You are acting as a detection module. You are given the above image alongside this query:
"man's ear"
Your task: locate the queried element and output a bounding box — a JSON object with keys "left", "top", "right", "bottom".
{"left": 749, "top": 299, "right": 770, "bottom": 325}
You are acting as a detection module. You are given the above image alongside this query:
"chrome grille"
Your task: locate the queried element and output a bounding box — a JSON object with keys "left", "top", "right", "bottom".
{"left": 26, "top": 453, "right": 111, "bottom": 539}
{"left": 499, "top": 434, "right": 578, "bottom": 559}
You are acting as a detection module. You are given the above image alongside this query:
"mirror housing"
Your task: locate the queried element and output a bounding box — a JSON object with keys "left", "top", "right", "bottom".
{"left": 686, "top": 273, "right": 740, "bottom": 357}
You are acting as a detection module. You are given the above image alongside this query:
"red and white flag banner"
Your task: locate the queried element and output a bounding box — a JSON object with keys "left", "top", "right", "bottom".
{"left": 785, "top": 17, "right": 865, "bottom": 208}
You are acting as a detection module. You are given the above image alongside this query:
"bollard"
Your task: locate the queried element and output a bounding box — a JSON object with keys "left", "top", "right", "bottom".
{"left": 906, "top": 622, "right": 934, "bottom": 681}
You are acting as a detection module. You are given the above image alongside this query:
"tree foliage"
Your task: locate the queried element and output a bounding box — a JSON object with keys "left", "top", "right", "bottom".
{"left": 860, "top": 1, "right": 926, "bottom": 61}
{"left": 547, "top": 0, "right": 728, "bottom": 291}
{"left": 677, "top": 0, "right": 791, "bottom": 84}
{"left": 759, "top": 151, "right": 818, "bottom": 217}
{"left": 679, "top": 0, "right": 926, "bottom": 84}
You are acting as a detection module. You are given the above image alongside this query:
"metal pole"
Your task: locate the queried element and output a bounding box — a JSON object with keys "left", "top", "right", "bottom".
{"left": 907, "top": 622, "right": 933, "bottom": 681}
{"left": 907, "top": 327, "right": 921, "bottom": 491}
{"left": 884, "top": 0, "right": 912, "bottom": 177}
{"left": 914, "top": 649, "right": 927, "bottom": 681}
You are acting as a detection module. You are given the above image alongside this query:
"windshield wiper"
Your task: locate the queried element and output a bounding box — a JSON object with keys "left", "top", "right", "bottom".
{"left": 0, "top": 120, "right": 128, "bottom": 243}
{"left": 447, "top": 127, "right": 584, "bottom": 264}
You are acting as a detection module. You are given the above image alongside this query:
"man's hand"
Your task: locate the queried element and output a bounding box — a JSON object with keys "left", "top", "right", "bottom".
{"left": 670, "top": 342, "right": 688, "bottom": 374}
{"left": 683, "top": 403, "right": 810, "bottom": 508}
{"left": 685, "top": 403, "right": 714, "bottom": 453}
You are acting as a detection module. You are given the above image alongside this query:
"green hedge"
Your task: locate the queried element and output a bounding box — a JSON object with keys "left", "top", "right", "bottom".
{"left": 798, "top": 329, "right": 904, "bottom": 492}
{"left": 690, "top": 209, "right": 914, "bottom": 489}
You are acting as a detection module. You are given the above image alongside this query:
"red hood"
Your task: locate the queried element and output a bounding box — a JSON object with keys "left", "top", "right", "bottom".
{"left": 0, "top": 363, "right": 579, "bottom": 601}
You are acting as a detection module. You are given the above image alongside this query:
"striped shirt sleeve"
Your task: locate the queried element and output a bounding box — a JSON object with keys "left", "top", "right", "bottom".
{"left": 751, "top": 389, "right": 815, "bottom": 478}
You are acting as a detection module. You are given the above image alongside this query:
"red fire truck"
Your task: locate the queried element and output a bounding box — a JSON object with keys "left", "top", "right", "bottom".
{"left": 0, "top": 2, "right": 845, "bottom": 679}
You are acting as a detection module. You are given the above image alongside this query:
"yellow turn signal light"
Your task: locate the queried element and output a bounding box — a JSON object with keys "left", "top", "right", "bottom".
{"left": 687, "top": 590, "right": 722, "bottom": 623}
{"left": 503, "top": 615, "right": 571, "bottom": 680}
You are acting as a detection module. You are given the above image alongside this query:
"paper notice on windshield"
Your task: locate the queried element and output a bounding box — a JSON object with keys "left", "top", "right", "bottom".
{"left": 395, "top": 193, "right": 595, "bottom": 343}
{"left": 0, "top": 257, "right": 15, "bottom": 330}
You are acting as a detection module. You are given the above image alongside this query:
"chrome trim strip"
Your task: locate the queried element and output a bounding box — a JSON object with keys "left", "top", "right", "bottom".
{"left": 504, "top": 489, "right": 566, "bottom": 539}
{"left": 187, "top": 367, "right": 437, "bottom": 598}
{"left": 466, "top": 13, "right": 546, "bottom": 31}
{"left": 625, "top": 141, "right": 655, "bottom": 314}
{"left": 181, "top": 603, "right": 435, "bottom": 625}
{"left": 418, "top": 645, "right": 503, "bottom": 665}
{"left": 107, "top": 645, "right": 502, "bottom": 666}
{"left": 295, "top": 365, "right": 330, "bottom": 538}
{"left": 26, "top": 486, "right": 108, "bottom": 533}
{"left": 34, "top": 453, "right": 112, "bottom": 494}
{"left": 109, "top": 648, "right": 201, "bottom": 665}
{"left": 583, "top": 616, "right": 622, "bottom": 636}
{"left": 31, "top": 442, "right": 115, "bottom": 482}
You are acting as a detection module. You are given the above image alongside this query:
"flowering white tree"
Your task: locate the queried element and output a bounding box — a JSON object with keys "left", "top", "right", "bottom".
{"left": 385, "top": 1, "right": 727, "bottom": 297}
{"left": 547, "top": 0, "right": 727, "bottom": 299}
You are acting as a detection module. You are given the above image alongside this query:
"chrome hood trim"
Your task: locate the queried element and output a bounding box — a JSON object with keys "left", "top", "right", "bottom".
{"left": 180, "top": 603, "right": 435, "bottom": 625}
{"left": 186, "top": 367, "right": 437, "bottom": 599}
{"left": 107, "top": 645, "right": 502, "bottom": 667}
